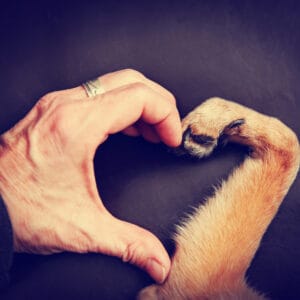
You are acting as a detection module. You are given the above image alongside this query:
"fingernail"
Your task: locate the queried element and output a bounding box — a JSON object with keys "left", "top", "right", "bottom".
{"left": 147, "top": 258, "right": 166, "bottom": 284}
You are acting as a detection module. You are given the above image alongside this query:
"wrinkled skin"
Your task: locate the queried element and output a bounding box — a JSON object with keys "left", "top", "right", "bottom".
{"left": 0, "top": 69, "right": 182, "bottom": 283}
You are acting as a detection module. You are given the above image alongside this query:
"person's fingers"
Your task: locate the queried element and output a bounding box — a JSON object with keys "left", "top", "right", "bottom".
{"left": 97, "top": 69, "right": 175, "bottom": 104}
{"left": 73, "top": 82, "right": 182, "bottom": 148}
{"left": 49, "top": 69, "right": 176, "bottom": 105}
{"left": 122, "top": 122, "right": 163, "bottom": 143}
{"left": 122, "top": 125, "right": 141, "bottom": 137}
{"left": 135, "top": 121, "right": 161, "bottom": 143}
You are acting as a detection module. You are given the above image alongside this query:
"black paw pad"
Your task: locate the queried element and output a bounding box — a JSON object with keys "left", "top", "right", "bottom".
{"left": 183, "top": 126, "right": 215, "bottom": 146}
{"left": 226, "top": 119, "right": 245, "bottom": 130}
{"left": 190, "top": 134, "right": 215, "bottom": 146}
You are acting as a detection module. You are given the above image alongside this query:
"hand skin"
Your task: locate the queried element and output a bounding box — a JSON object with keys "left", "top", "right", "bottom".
{"left": 0, "top": 69, "right": 182, "bottom": 284}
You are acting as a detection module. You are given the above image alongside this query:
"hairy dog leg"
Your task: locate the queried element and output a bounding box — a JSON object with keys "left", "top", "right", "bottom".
{"left": 138, "top": 98, "right": 300, "bottom": 300}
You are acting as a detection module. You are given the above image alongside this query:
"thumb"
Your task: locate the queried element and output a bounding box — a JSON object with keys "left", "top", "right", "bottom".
{"left": 119, "top": 220, "right": 171, "bottom": 284}
{"left": 92, "top": 215, "right": 171, "bottom": 283}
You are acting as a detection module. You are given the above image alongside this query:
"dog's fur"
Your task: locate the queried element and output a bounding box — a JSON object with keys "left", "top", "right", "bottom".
{"left": 138, "top": 98, "right": 300, "bottom": 300}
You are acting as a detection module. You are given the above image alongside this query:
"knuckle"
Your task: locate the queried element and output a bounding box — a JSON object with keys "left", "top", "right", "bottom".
{"left": 37, "top": 91, "right": 62, "bottom": 111}
{"left": 122, "top": 240, "right": 147, "bottom": 265}
{"left": 36, "top": 96, "right": 51, "bottom": 110}
{"left": 39, "top": 91, "right": 60, "bottom": 104}
{"left": 50, "top": 103, "right": 73, "bottom": 139}
{"left": 129, "top": 82, "right": 149, "bottom": 97}
{"left": 32, "top": 102, "right": 73, "bottom": 148}
{"left": 122, "top": 68, "right": 145, "bottom": 81}
{"left": 167, "top": 91, "right": 176, "bottom": 105}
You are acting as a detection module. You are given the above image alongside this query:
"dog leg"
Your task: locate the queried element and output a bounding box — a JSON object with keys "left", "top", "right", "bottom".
{"left": 138, "top": 98, "right": 299, "bottom": 300}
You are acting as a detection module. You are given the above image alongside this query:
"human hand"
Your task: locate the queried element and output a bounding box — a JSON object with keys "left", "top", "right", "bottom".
{"left": 0, "top": 69, "right": 182, "bottom": 283}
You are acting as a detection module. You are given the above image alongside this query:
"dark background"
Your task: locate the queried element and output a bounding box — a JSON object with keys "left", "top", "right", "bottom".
{"left": 0, "top": 0, "right": 299, "bottom": 299}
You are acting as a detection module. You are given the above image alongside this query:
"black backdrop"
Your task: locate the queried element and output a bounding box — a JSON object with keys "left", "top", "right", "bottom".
{"left": 0, "top": 1, "right": 299, "bottom": 299}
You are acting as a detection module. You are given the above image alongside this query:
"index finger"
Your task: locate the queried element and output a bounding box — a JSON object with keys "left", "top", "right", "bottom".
{"left": 79, "top": 82, "right": 182, "bottom": 147}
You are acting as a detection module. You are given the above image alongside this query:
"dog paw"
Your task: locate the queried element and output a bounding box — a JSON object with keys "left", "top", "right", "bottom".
{"left": 181, "top": 126, "right": 218, "bottom": 158}
{"left": 177, "top": 98, "right": 246, "bottom": 158}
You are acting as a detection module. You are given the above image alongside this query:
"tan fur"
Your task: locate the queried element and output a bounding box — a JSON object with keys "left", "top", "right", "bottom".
{"left": 138, "top": 98, "right": 300, "bottom": 300}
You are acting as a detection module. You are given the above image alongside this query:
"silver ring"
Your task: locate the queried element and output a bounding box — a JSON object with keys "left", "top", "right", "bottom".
{"left": 82, "top": 78, "right": 105, "bottom": 98}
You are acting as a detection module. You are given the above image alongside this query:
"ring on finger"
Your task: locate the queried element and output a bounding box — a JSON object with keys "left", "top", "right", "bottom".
{"left": 82, "top": 78, "right": 105, "bottom": 98}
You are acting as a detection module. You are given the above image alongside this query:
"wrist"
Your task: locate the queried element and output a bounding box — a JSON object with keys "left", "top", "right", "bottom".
{"left": 0, "top": 136, "right": 27, "bottom": 234}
